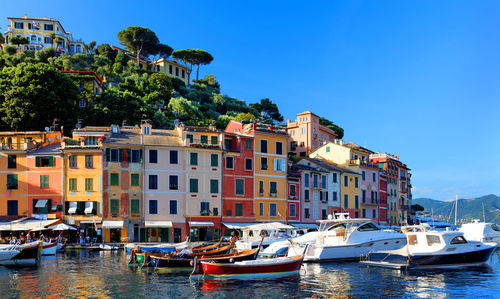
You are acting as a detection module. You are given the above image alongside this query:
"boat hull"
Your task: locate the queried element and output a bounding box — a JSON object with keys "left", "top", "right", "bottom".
{"left": 150, "top": 256, "right": 192, "bottom": 271}
{"left": 0, "top": 243, "right": 41, "bottom": 266}
{"left": 42, "top": 242, "right": 58, "bottom": 255}
{"left": 0, "top": 250, "right": 20, "bottom": 262}
{"left": 304, "top": 237, "right": 406, "bottom": 262}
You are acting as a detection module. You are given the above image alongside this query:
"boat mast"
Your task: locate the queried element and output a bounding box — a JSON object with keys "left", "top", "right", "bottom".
{"left": 482, "top": 203, "right": 486, "bottom": 222}
{"left": 454, "top": 195, "right": 458, "bottom": 226}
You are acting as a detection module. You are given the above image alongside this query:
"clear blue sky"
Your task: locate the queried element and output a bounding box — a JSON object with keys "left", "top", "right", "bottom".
{"left": 2, "top": 1, "right": 499, "bottom": 201}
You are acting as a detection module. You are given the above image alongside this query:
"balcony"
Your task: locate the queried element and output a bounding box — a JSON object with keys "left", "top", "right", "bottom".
{"left": 0, "top": 141, "right": 38, "bottom": 152}
{"left": 200, "top": 209, "right": 210, "bottom": 216}
{"left": 188, "top": 139, "right": 221, "bottom": 149}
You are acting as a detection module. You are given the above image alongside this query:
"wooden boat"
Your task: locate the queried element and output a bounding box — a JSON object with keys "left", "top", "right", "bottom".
{"left": 190, "top": 237, "right": 225, "bottom": 253}
{"left": 0, "top": 242, "right": 41, "bottom": 266}
{"left": 41, "top": 242, "right": 58, "bottom": 255}
{"left": 191, "top": 254, "right": 305, "bottom": 279}
{"left": 0, "top": 247, "right": 20, "bottom": 263}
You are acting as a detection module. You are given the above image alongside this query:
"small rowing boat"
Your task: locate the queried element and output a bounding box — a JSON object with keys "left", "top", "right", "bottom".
{"left": 41, "top": 242, "right": 58, "bottom": 255}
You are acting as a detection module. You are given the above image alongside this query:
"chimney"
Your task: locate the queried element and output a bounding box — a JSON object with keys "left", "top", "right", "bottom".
{"left": 141, "top": 120, "right": 152, "bottom": 135}
{"left": 111, "top": 124, "right": 120, "bottom": 134}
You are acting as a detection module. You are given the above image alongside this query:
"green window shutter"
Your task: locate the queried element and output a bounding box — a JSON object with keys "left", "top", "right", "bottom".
{"left": 201, "top": 135, "right": 208, "bottom": 144}
{"left": 131, "top": 174, "right": 139, "bottom": 186}
{"left": 131, "top": 199, "right": 140, "bottom": 214}
{"left": 110, "top": 199, "right": 119, "bottom": 214}
{"left": 33, "top": 199, "right": 38, "bottom": 214}
{"left": 190, "top": 152, "right": 198, "bottom": 166}
{"left": 105, "top": 148, "right": 110, "bottom": 161}
{"left": 236, "top": 179, "right": 244, "bottom": 195}
{"left": 235, "top": 203, "right": 243, "bottom": 216}
{"left": 36, "top": 157, "right": 41, "bottom": 167}
{"left": 85, "top": 178, "right": 93, "bottom": 191}
{"left": 49, "top": 156, "right": 54, "bottom": 167}
{"left": 211, "top": 136, "right": 218, "bottom": 145}
{"left": 190, "top": 178, "right": 198, "bottom": 193}
{"left": 110, "top": 173, "right": 119, "bottom": 186}
{"left": 186, "top": 134, "right": 193, "bottom": 143}
{"left": 92, "top": 201, "right": 97, "bottom": 213}
{"left": 211, "top": 154, "right": 218, "bottom": 167}
{"left": 210, "top": 179, "right": 218, "bottom": 193}
{"left": 119, "top": 148, "right": 124, "bottom": 162}
{"left": 69, "top": 178, "right": 77, "bottom": 191}
{"left": 127, "top": 149, "right": 131, "bottom": 162}
{"left": 245, "top": 139, "right": 252, "bottom": 150}
{"left": 40, "top": 175, "right": 49, "bottom": 189}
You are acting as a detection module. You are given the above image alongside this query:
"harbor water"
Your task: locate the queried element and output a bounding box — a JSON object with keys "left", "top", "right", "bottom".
{"left": 1, "top": 250, "right": 500, "bottom": 298}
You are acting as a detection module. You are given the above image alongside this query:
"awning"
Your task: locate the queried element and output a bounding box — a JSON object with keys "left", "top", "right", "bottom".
{"left": 188, "top": 221, "right": 214, "bottom": 227}
{"left": 222, "top": 222, "right": 259, "bottom": 229}
{"left": 84, "top": 202, "right": 93, "bottom": 214}
{"left": 35, "top": 199, "right": 48, "bottom": 208}
{"left": 68, "top": 202, "right": 77, "bottom": 214}
{"left": 291, "top": 223, "right": 319, "bottom": 229}
{"left": 79, "top": 220, "right": 102, "bottom": 224}
{"left": 102, "top": 221, "right": 124, "bottom": 229}
{"left": 145, "top": 221, "right": 173, "bottom": 228}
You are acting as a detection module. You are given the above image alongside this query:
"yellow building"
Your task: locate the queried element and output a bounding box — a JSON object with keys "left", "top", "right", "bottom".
{"left": 3, "top": 15, "right": 87, "bottom": 54}
{"left": 153, "top": 58, "right": 192, "bottom": 85}
{"left": 61, "top": 127, "right": 108, "bottom": 236}
{"left": 0, "top": 131, "right": 62, "bottom": 219}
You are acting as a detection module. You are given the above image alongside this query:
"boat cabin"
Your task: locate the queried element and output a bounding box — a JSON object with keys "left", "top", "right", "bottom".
{"left": 239, "top": 222, "right": 296, "bottom": 243}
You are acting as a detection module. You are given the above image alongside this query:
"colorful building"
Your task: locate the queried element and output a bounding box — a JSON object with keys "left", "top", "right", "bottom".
{"left": 286, "top": 111, "right": 337, "bottom": 157}
{"left": 286, "top": 168, "right": 300, "bottom": 224}
{"left": 153, "top": 58, "right": 192, "bottom": 86}
{"left": 61, "top": 127, "right": 106, "bottom": 237}
{"left": 378, "top": 172, "right": 388, "bottom": 224}
{"left": 177, "top": 125, "right": 223, "bottom": 241}
{"left": 3, "top": 15, "right": 87, "bottom": 54}
{"left": 221, "top": 131, "right": 255, "bottom": 232}
{"left": 226, "top": 121, "right": 288, "bottom": 223}
{"left": 0, "top": 131, "right": 61, "bottom": 219}
{"left": 142, "top": 123, "right": 186, "bottom": 243}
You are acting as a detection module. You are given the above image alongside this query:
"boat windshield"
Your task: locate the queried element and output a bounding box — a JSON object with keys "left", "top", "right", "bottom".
{"left": 357, "top": 223, "right": 380, "bottom": 232}
{"left": 491, "top": 224, "right": 500, "bottom": 232}
{"left": 450, "top": 236, "right": 467, "bottom": 244}
{"left": 326, "top": 223, "right": 347, "bottom": 231}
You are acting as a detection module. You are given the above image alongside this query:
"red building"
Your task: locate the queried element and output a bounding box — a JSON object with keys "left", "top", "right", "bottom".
{"left": 287, "top": 169, "right": 300, "bottom": 223}
{"left": 378, "top": 172, "right": 388, "bottom": 224}
{"left": 221, "top": 132, "right": 255, "bottom": 234}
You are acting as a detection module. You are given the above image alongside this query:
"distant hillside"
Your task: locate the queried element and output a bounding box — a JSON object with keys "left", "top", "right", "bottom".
{"left": 413, "top": 194, "right": 500, "bottom": 224}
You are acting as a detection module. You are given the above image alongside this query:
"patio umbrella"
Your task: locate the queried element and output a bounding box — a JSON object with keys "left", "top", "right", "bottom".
{"left": 49, "top": 223, "right": 78, "bottom": 231}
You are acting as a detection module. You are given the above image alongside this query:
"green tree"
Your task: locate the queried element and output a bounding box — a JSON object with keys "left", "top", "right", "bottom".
{"left": 54, "top": 37, "right": 63, "bottom": 50}
{"left": 250, "top": 98, "right": 283, "bottom": 123}
{"left": 411, "top": 204, "right": 425, "bottom": 212}
{"left": 35, "top": 48, "right": 57, "bottom": 63}
{"left": 96, "top": 44, "right": 117, "bottom": 61}
{"left": 0, "top": 33, "right": 5, "bottom": 44}
{"left": 0, "top": 62, "right": 79, "bottom": 131}
{"left": 172, "top": 49, "right": 213, "bottom": 81}
{"left": 168, "top": 97, "right": 202, "bottom": 120}
{"left": 9, "top": 36, "right": 29, "bottom": 47}
{"left": 3, "top": 45, "right": 17, "bottom": 56}
{"left": 150, "top": 43, "right": 174, "bottom": 69}
{"left": 87, "top": 41, "right": 96, "bottom": 54}
{"left": 117, "top": 26, "right": 160, "bottom": 65}
{"left": 319, "top": 117, "right": 344, "bottom": 139}
{"left": 233, "top": 112, "right": 257, "bottom": 122}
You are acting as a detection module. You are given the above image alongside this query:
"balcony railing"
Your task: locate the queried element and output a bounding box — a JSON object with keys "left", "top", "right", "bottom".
{"left": 0, "top": 141, "right": 38, "bottom": 151}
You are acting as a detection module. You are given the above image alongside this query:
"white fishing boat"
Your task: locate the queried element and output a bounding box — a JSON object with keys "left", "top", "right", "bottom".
{"left": 362, "top": 224, "right": 497, "bottom": 269}
{"left": 0, "top": 246, "right": 20, "bottom": 262}
{"left": 459, "top": 220, "right": 500, "bottom": 246}
{"left": 301, "top": 214, "right": 407, "bottom": 262}
{"left": 41, "top": 242, "right": 58, "bottom": 255}
{"left": 235, "top": 222, "right": 298, "bottom": 251}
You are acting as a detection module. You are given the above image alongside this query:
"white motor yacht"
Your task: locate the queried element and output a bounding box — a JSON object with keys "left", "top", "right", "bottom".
{"left": 362, "top": 224, "right": 497, "bottom": 269}
{"left": 235, "top": 222, "right": 298, "bottom": 251}
{"left": 459, "top": 220, "right": 500, "bottom": 246}
{"left": 300, "top": 215, "right": 407, "bottom": 262}
{"left": 260, "top": 231, "right": 319, "bottom": 257}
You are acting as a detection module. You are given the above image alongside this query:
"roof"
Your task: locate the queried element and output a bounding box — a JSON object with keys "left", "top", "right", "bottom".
{"left": 29, "top": 143, "right": 61, "bottom": 154}
{"left": 153, "top": 57, "right": 191, "bottom": 71}
{"left": 74, "top": 126, "right": 110, "bottom": 133}
{"left": 8, "top": 16, "right": 68, "bottom": 34}
{"left": 298, "top": 157, "right": 359, "bottom": 175}
{"left": 184, "top": 126, "right": 221, "bottom": 133}
{"left": 296, "top": 111, "right": 317, "bottom": 117}
{"left": 143, "top": 130, "right": 183, "bottom": 147}
{"left": 103, "top": 130, "right": 142, "bottom": 145}
{"left": 343, "top": 142, "right": 374, "bottom": 154}
{"left": 59, "top": 70, "right": 104, "bottom": 86}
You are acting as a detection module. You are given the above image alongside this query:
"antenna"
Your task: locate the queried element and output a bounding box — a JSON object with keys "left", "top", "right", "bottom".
{"left": 45, "top": 127, "right": 50, "bottom": 132}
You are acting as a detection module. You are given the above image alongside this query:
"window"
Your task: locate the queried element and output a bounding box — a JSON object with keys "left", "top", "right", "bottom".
{"left": 245, "top": 139, "right": 252, "bottom": 150}
{"left": 344, "top": 176, "right": 348, "bottom": 187}
{"left": 131, "top": 199, "right": 140, "bottom": 214}
{"left": 304, "top": 173, "right": 310, "bottom": 187}
{"left": 130, "top": 149, "right": 141, "bottom": 163}
{"left": 362, "top": 209, "right": 366, "bottom": 218}
{"left": 260, "top": 157, "right": 268, "bottom": 170}
{"left": 270, "top": 203, "right": 277, "bottom": 217}
{"left": 149, "top": 175, "right": 158, "bottom": 190}
{"left": 110, "top": 149, "right": 120, "bottom": 162}
{"left": 110, "top": 173, "right": 119, "bottom": 186}
{"left": 210, "top": 179, "right": 219, "bottom": 193}
{"left": 270, "top": 182, "right": 277, "bottom": 195}
{"left": 362, "top": 190, "right": 366, "bottom": 203}
{"left": 259, "top": 181, "right": 264, "bottom": 195}
{"left": 85, "top": 178, "right": 93, "bottom": 191}
{"left": 245, "top": 158, "right": 252, "bottom": 171}
{"left": 290, "top": 204, "right": 296, "bottom": 217}
{"left": 186, "top": 134, "right": 193, "bottom": 143}
{"left": 304, "top": 189, "right": 310, "bottom": 201}
{"left": 85, "top": 155, "right": 93, "bottom": 168}
{"left": 373, "top": 172, "right": 376, "bottom": 182}
{"left": 322, "top": 209, "right": 328, "bottom": 220}
{"left": 69, "top": 178, "right": 77, "bottom": 191}
{"left": 355, "top": 195, "right": 359, "bottom": 209}
{"left": 211, "top": 154, "right": 218, "bottom": 167}
{"left": 450, "top": 236, "right": 467, "bottom": 244}
{"left": 235, "top": 203, "right": 243, "bottom": 216}
{"left": 169, "top": 65, "right": 173, "bottom": 74}
{"left": 170, "top": 200, "right": 177, "bottom": 214}
{"left": 355, "top": 177, "right": 359, "bottom": 188}
{"left": 8, "top": 155, "right": 16, "bottom": 169}
{"left": 40, "top": 175, "right": 49, "bottom": 189}
{"left": 201, "top": 202, "right": 210, "bottom": 215}
{"left": 322, "top": 175, "right": 327, "bottom": 188}
{"left": 302, "top": 128, "right": 306, "bottom": 135}
{"left": 226, "top": 209, "right": 232, "bottom": 216}
{"left": 305, "top": 208, "right": 310, "bottom": 219}
{"left": 182, "top": 69, "right": 185, "bottom": 78}
{"left": 372, "top": 209, "right": 376, "bottom": 218}
{"left": 344, "top": 194, "right": 348, "bottom": 209}
{"left": 358, "top": 223, "right": 380, "bottom": 232}
{"left": 313, "top": 174, "right": 318, "bottom": 188}
{"left": 211, "top": 136, "right": 218, "bottom": 145}
{"left": 290, "top": 184, "right": 297, "bottom": 198}
{"left": 15, "top": 22, "right": 23, "bottom": 29}
{"left": 260, "top": 140, "right": 268, "bottom": 153}
{"left": 332, "top": 191, "right": 338, "bottom": 201}
{"left": 275, "top": 142, "right": 283, "bottom": 155}
{"left": 84, "top": 137, "right": 97, "bottom": 145}
{"left": 176, "top": 67, "right": 179, "bottom": 76}
{"left": 35, "top": 156, "right": 54, "bottom": 167}
{"left": 149, "top": 149, "right": 158, "bottom": 164}
{"left": 190, "top": 152, "right": 198, "bottom": 166}
{"left": 131, "top": 174, "right": 140, "bottom": 186}
{"left": 110, "top": 199, "right": 120, "bottom": 215}
{"left": 235, "top": 179, "right": 244, "bottom": 195}
{"left": 69, "top": 156, "right": 77, "bottom": 168}
{"left": 189, "top": 178, "right": 198, "bottom": 193}
{"left": 274, "top": 158, "right": 285, "bottom": 171}
{"left": 201, "top": 135, "right": 208, "bottom": 144}
{"left": 44, "top": 36, "right": 51, "bottom": 44}
{"left": 7, "top": 174, "right": 18, "bottom": 190}
{"left": 169, "top": 150, "right": 178, "bottom": 164}
{"left": 44, "top": 24, "right": 53, "bottom": 31}
{"left": 169, "top": 175, "right": 178, "bottom": 190}
{"left": 225, "top": 156, "right": 234, "bottom": 169}
{"left": 259, "top": 202, "right": 264, "bottom": 216}
{"left": 149, "top": 200, "right": 158, "bottom": 214}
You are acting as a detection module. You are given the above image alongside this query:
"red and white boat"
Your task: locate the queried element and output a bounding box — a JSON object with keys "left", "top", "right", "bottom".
{"left": 191, "top": 254, "right": 305, "bottom": 279}
{"left": 41, "top": 242, "right": 58, "bottom": 255}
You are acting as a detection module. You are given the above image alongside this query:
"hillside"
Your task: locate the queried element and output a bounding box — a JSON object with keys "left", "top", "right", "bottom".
{"left": 413, "top": 194, "right": 500, "bottom": 224}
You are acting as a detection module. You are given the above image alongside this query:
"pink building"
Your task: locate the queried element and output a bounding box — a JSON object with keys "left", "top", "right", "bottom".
{"left": 286, "top": 111, "right": 337, "bottom": 157}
